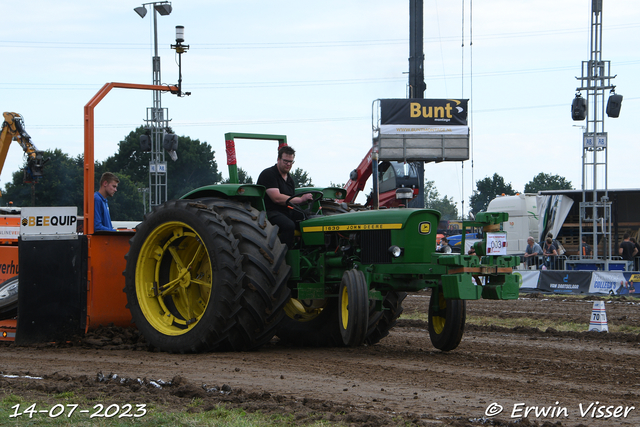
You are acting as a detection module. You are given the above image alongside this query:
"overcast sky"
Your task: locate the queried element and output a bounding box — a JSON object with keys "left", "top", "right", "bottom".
{"left": 2, "top": 0, "right": 638, "bottom": 213}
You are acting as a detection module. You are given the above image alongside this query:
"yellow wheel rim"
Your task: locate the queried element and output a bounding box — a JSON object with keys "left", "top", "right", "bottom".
{"left": 283, "top": 298, "right": 326, "bottom": 322}
{"left": 340, "top": 286, "right": 349, "bottom": 329}
{"left": 431, "top": 292, "right": 447, "bottom": 335}
{"left": 135, "top": 221, "right": 212, "bottom": 336}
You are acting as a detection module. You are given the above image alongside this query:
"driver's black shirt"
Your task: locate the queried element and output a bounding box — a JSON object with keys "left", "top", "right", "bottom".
{"left": 257, "top": 164, "right": 296, "bottom": 216}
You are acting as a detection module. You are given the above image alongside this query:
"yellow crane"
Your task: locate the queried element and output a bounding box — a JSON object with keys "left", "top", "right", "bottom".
{"left": 0, "top": 112, "right": 47, "bottom": 195}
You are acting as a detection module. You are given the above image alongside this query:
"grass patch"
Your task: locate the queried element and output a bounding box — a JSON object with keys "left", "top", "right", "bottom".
{"left": 0, "top": 393, "right": 346, "bottom": 427}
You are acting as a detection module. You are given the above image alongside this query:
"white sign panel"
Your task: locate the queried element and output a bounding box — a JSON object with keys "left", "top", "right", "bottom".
{"left": 149, "top": 162, "right": 167, "bottom": 174}
{"left": 486, "top": 232, "right": 507, "bottom": 256}
{"left": 0, "top": 226, "right": 20, "bottom": 241}
{"left": 583, "top": 133, "right": 607, "bottom": 149}
{"left": 20, "top": 207, "right": 78, "bottom": 237}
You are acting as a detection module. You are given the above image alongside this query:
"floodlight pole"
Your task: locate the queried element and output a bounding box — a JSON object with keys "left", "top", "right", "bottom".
{"left": 136, "top": 2, "right": 173, "bottom": 210}
{"left": 575, "top": 0, "right": 616, "bottom": 265}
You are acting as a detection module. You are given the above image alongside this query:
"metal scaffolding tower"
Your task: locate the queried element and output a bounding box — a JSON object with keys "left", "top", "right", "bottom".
{"left": 135, "top": 2, "right": 173, "bottom": 210}
{"left": 574, "top": 0, "right": 616, "bottom": 267}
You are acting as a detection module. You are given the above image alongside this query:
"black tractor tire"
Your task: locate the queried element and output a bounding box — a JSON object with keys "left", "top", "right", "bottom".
{"left": 200, "top": 198, "right": 291, "bottom": 351}
{"left": 276, "top": 297, "right": 343, "bottom": 347}
{"left": 365, "top": 290, "right": 406, "bottom": 345}
{"left": 123, "top": 199, "right": 245, "bottom": 353}
{"left": 338, "top": 269, "right": 369, "bottom": 346}
{"left": 0, "top": 275, "right": 19, "bottom": 320}
{"left": 428, "top": 286, "right": 466, "bottom": 351}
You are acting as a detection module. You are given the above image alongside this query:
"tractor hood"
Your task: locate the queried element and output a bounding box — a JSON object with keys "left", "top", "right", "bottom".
{"left": 300, "top": 208, "right": 441, "bottom": 260}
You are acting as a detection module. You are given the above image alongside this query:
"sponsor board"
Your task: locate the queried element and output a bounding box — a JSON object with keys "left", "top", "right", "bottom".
{"left": 538, "top": 271, "right": 592, "bottom": 294}
{"left": 589, "top": 271, "right": 625, "bottom": 295}
{"left": 380, "top": 99, "right": 469, "bottom": 135}
{"left": 20, "top": 207, "right": 78, "bottom": 238}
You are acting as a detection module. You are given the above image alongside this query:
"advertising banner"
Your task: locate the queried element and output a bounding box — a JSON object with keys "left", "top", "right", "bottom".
{"left": 20, "top": 207, "right": 78, "bottom": 238}
{"left": 589, "top": 271, "right": 627, "bottom": 295}
{"left": 538, "top": 271, "right": 592, "bottom": 293}
{"left": 618, "top": 273, "right": 640, "bottom": 297}
{"left": 514, "top": 270, "right": 540, "bottom": 290}
{"left": 380, "top": 99, "right": 469, "bottom": 135}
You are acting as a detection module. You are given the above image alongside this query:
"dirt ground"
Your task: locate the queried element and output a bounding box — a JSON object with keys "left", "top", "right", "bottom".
{"left": 2, "top": 293, "right": 640, "bottom": 426}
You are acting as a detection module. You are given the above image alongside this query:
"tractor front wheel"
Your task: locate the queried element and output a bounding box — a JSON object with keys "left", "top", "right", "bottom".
{"left": 428, "top": 286, "right": 466, "bottom": 351}
{"left": 338, "top": 269, "right": 369, "bottom": 346}
{"left": 123, "top": 200, "right": 244, "bottom": 353}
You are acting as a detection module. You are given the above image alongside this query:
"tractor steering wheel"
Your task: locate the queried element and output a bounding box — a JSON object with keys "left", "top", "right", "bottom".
{"left": 285, "top": 190, "right": 324, "bottom": 219}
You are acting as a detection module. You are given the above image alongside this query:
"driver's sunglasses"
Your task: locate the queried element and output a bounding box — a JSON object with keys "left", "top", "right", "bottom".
{"left": 281, "top": 159, "right": 295, "bottom": 165}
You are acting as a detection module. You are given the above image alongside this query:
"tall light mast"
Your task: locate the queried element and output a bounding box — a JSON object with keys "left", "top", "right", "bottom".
{"left": 573, "top": 0, "right": 623, "bottom": 267}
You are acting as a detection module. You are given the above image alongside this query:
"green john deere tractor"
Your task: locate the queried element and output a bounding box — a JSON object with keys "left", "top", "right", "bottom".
{"left": 123, "top": 133, "right": 520, "bottom": 353}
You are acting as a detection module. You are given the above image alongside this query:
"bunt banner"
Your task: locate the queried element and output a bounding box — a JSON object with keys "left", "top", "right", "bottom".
{"left": 380, "top": 99, "right": 469, "bottom": 135}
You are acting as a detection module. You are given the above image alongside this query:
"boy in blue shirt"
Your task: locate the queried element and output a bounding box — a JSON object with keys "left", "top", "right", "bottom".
{"left": 94, "top": 172, "right": 119, "bottom": 231}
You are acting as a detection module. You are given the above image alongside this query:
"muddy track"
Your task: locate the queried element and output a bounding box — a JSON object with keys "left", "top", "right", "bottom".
{"left": 1, "top": 294, "right": 639, "bottom": 426}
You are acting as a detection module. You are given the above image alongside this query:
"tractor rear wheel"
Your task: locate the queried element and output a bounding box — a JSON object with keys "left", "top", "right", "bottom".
{"left": 123, "top": 200, "right": 244, "bottom": 353}
{"left": 0, "top": 276, "right": 18, "bottom": 320}
{"left": 428, "top": 286, "right": 466, "bottom": 351}
{"left": 365, "top": 290, "right": 406, "bottom": 345}
{"left": 202, "top": 198, "right": 291, "bottom": 350}
{"left": 338, "top": 269, "right": 369, "bottom": 346}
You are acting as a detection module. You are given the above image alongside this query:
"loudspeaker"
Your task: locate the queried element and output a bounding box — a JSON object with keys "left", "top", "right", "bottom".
{"left": 571, "top": 95, "right": 587, "bottom": 121}
{"left": 606, "top": 94, "right": 623, "bottom": 118}
{"left": 139, "top": 134, "right": 151, "bottom": 151}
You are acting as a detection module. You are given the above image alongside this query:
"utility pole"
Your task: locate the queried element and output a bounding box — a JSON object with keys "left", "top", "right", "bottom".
{"left": 408, "top": 0, "right": 426, "bottom": 208}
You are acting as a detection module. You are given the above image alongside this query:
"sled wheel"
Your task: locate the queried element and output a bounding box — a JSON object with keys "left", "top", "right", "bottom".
{"left": 428, "top": 286, "right": 466, "bottom": 351}
{"left": 124, "top": 200, "right": 244, "bottom": 353}
{"left": 276, "top": 297, "right": 343, "bottom": 347}
{"left": 365, "top": 290, "right": 406, "bottom": 345}
{"left": 338, "top": 269, "right": 369, "bottom": 346}
{"left": 201, "top": 198, "right": 291, "bottom": 350}
{"left": 0, "top": 275, "right": 19, "bottom": 320}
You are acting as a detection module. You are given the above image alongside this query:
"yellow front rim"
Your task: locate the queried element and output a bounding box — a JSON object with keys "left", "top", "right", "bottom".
{"left": 340, "top": 286, "right": 349, "bottom": 329}
{"left": 135, "top": 221, "right": 212, "bottom": 336}
{"left": 431, "top": 292, "right": 447, "bottom": 335}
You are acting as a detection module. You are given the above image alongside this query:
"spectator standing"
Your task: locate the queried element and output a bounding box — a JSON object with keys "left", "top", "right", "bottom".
{"left": 542, "top": 237, "right": 558, "bottom": 269}
{"left": 581, "top": 236, "right": 592, "bottom": 257}
{"left": 619, "top": 233, "right": 637, "bottom": 261}
{"left": 524, "top": 236, "right": 543, "bottom": 267}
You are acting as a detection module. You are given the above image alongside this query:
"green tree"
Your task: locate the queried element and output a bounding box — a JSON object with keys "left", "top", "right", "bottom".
{"left": 2, "top": 149, "right": 84, "bottom": 213}
{"left": 290, "top": 168, "right": 313, "bottom": 187}
{"left": 424, "top": 180, "right": 458, "bottom": 220}
{"left": 524, "top": 173, "right": 573, "bottom": 193}
{"left": 469, "top": 173, "right": 517, "bottom": 215}
{"left": 222, "top": 167, "right": 253, "bottom": 184}
{"left": 101, "top": 126, "right": 223, "bottom": 202}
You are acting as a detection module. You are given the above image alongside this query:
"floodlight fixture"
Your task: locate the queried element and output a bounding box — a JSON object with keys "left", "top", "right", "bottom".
{"left": 134, "top": 6, "right": 147, "bottom": 18}
{"left": 154, "top": 3, "right": 172, "bottom": 16}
